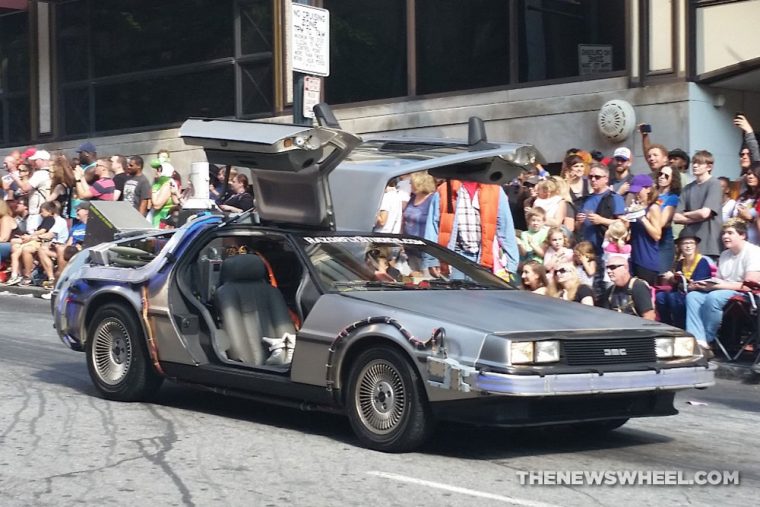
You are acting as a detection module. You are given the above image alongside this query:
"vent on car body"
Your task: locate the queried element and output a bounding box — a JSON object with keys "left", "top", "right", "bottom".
{"left": 563, "top": 337, "right": 656, "bottom": 365}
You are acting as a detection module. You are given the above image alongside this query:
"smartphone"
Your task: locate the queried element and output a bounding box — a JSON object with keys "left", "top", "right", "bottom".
{"left": 639, "top": 123, "right": 652, "bottom": 133}
{"left": 735, "top": 112, "right": 745, "bottom": 119}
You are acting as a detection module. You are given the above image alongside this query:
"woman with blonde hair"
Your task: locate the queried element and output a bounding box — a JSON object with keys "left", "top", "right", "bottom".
{"left": 549, "top": 261, "right": 594, "bottom": 305}
{"left": 0, "top": 199, "right": 19, "bottom": 262}
{"left": 551, "top": 176, "right": 576, "bottom": 233}
{"left": 402, "top": 171, "right": 437, "bottom": 273}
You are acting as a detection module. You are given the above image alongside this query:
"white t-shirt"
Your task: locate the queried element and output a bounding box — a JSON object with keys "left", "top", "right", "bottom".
{"left": 374, "top": 188, "right": 403, "bottom": 234}
{"left": 50, "top": 215, "right": 70, "bottom": 244}
{"left": 718, "top": 242, "right": 760, "bottom": 282}
{"left": 28, "top": 168, "right": 52, "bottom": 215}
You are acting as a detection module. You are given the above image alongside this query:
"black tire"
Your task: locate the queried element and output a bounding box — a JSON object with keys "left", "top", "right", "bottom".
{"left": 346, "top": 346, "right": 434, "bottom": 452}
{"left": 86, "top": 303, "right": 163, "bottom": 401}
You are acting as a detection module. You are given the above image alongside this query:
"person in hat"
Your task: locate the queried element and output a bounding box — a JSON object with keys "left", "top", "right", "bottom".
{"left": 150, "top": 161, "right": 180, "bottom": 227}
{"left": 76, "top": 142, "right": 97, "bottom": 172}
{"left": 625, "top": 173, "right": 661, "bottom": 285}
{"left": 610, "top": 147, "right": 634, "bottom": 195}
{"left": 655, "top": 232, "right": 712, "bottom": 329}
{"left": 14, "top": 149, "right": 52, "bottom": 231}
{"left": 667, "top": 148, "right": 690, "bottom": 188}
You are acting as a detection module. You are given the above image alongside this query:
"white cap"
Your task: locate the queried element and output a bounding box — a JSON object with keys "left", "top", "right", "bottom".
{"left": 29, "top": 150, "right": 51, "bottom": 161}
{"left": 613, "top": 147, "right": 632, "bottom": 160}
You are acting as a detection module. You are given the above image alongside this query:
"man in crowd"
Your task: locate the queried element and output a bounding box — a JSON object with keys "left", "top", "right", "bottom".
{"left": 576, "top": 162, "right": 626, "bottom": 295}
{"left": 111, "top": 154, "right": 129, "bottom": 201}
{"left": 685, "top": 219, "right": 760, "bottom": 350}
{"left": 425, "top": 179, "right": 518, "bottom": 279}
{"left": 122, "top": 155, "right": 152, "bottom": 216}
{"left": 645, "top": 144, "right": 669, "bottom": 178}
{"left": 218, "top": 173, "right": 254, "bottom": 214}
{"left": 14, "top": 149, "right": 51, "bottom": 231}
{"left": 74, "top": 157, "right": 115, "bottom": 201}
{"left": 77, "top": 141, "right": 98, "bottom": 172}
{"left": 610, "top": 147, "right": 633, "bottom": 194}
{"left": 600, "top": 254, "right": 656, "bottom": 320}
{"left": 673, "top": 150, "right": 723, "bottom": 258}
{"left": 667, "top": 148, "right": 690, "bottom": 188}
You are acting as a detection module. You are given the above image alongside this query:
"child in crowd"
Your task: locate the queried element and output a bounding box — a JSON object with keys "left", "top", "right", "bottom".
{"left": 543, "top": 226, "right": 574, "bottom": 272}
{"left": 518, "top": 207, "right": 548, "bottom": 263}
{"left": 573, "top": 241, "right": 597, "bottom": 287}
{"left": 602, "top": 219, "right": 631, "bottom": 284}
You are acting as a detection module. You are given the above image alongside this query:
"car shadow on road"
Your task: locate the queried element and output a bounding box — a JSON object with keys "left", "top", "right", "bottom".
{"left": 32, "top": 365, "right": 674, "bottom": 457}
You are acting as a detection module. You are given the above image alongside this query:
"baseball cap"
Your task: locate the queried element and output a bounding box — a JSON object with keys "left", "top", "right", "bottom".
{"left": 613, "top": 147, "right": 632, "bottom": 161}
{"left": 76, "top": 201, "right": 91, "bottom": 211}
{"left": 21, "top": 147, "right": 37, "bottom": 160}
{"left": 77, "top": 141, "right": 97, "bottom": 154}
{"left": 150, "top": 158, "right": 163, "bottom": 169}
{"left": 524, "top": 176, "right": 540, "bottom": 186}
{"left": 29, "top": 149, "right": 51, "bottom": 161}
{"left": 628, "top": 173, "right": 654, "bottom": 193}
{"left": 668, "top": 148, "right": 690, "bottom": 165}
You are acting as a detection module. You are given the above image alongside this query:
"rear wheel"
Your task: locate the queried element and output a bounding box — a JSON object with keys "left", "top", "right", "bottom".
{"left": 86, "top": 303, "right": 163, "bottom": 401}
{"left": 347, "top": 346, "right": 434, "bottom": 452}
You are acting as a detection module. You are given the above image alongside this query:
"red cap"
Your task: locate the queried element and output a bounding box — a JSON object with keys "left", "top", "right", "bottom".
{"left": 21, "top": 147, "right": 37, "bottom": 160}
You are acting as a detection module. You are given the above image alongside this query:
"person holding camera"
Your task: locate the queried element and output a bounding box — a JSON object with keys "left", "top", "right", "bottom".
{"left": 734, "top": 113, "right": 759, "bottom": 176}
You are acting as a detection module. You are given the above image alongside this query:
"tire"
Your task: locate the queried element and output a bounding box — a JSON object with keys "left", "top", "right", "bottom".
{"left": 346, "top": 346, "right": 434, "bottom": 452}
{"left": 86, "top": 303, "right": 163, "bottom": 401}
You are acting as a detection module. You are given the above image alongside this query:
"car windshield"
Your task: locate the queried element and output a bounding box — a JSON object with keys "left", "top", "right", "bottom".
{"left": 298, "top": 235, "right": 513, "bottom": 292}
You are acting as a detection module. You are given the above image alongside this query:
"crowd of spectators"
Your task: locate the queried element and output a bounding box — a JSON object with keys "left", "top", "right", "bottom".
{"left": 374, "top": 114, "right": 760, "bottom": 356}
{"left": 0, "top": 142, "right": 255, "bottom": 291}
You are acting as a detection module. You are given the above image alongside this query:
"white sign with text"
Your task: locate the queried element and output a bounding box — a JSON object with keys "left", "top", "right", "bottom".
{"left": 291, "top": 4, "right": 330, "bottom": 77}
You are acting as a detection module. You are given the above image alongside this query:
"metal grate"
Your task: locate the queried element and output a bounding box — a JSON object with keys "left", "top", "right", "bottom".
{"left": 563, "top": 337, "right": 656, "bottom": 365}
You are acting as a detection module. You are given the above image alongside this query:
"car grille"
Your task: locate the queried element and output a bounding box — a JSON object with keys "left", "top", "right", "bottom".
{"left": 563, "top": 337, "right": 656, "bottom": 365}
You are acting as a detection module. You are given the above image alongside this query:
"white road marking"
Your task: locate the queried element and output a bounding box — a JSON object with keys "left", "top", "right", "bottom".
{"left": 366, "top": 471, "right": 562, "bottom": 507}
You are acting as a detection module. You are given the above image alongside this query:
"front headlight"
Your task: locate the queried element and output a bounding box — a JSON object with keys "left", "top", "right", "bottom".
{"left": 673, "top": 337, "right": 696, "bottom": 357}
{"left": 510, "top": 342, "right": 534, "bottom": 364}
{"left": 535, "top": 341, "right": 560, "bottom": 363}
{"left": 655, "top": 338, "right": 674, "bottom": 358}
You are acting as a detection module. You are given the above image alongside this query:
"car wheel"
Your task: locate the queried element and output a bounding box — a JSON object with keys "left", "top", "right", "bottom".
{"left": 86, "top": 303, "right": 163, "bottom": 401}
{"left": 347, "top": 346, "right": 433, "bottom": 452}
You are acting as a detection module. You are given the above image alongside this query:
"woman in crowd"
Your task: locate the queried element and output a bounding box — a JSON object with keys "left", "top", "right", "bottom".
{"left": 401, "top": 171, "right": 436, "bottom": 274}
{"left": 542, "top": 226, "right": 573, "bottom": 272}
{"left": 551, "top": 176, "right": 576, "bottom": 233}
{"left": 219, "top": 173, "right": 254, "bottom": 213}
{"left": 561, "top": 153, "right": 590, "bottom": 205}
{"left": 48, "top": 153, "right": 76, "bottom": 223}
{"left": 655, "top": 165, "right": 681, "bottom": 273}
{"left": 655, "top": 233, "right": 711, "bottom": 329}
{"left": 718, "top": 176, "right": 737, "bottom": 222}
{"left": 573, "top": 241, "right": 597, "bottom": 287}
{"left": 520, "top": 260, "right": 549, "bottom": 295}
{"left": 627, "top": 174, "right": 661, "bottom": 285}
{"left": 532, "top": 178, "right": 566, "bottom": 228}
{"left": 731, "top": 161, "right": 760, "bottom": 244}
{"left": 0, "top": 200, "right": 18, "bottom": 263}
{"left": 548, "top": 261, "right": 594, "bottom": 306}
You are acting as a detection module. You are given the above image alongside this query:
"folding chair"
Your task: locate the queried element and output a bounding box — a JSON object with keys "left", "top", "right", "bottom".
{"left": 715, "top": 280, "right": 760, "bottom": 362}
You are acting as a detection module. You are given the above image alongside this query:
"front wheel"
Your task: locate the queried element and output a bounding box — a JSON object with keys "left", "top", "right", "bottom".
{"left": 86, "top": 303, "right": 163, "bottom": 401}
{"left": 347, "top": 346, "right": 434, "bottom": 452}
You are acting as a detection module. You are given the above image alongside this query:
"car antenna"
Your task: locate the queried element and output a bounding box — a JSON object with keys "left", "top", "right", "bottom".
{"left": 313, "top": 102, "right": 342, "bottom": 129}
{"left": 468, "top": 116, "right": 496, "bottom": 151}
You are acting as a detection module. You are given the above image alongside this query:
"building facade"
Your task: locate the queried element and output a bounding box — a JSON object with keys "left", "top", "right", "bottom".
{"left": 1, "top": 0, "right": 759, "bottom": 176}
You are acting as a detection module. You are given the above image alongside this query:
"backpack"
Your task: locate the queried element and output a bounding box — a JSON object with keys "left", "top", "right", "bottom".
{"left": 607, "top": 276, "right": 651, "bottom": 317}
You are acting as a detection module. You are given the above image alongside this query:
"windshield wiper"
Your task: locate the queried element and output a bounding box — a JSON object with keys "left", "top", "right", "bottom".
{"left": 427, "top": 278, "right": 492, "bottom": 289}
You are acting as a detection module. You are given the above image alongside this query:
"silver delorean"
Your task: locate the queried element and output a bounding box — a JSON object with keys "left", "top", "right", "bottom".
{"left": 52, "top": 117, "right": 714, "bottom": 452}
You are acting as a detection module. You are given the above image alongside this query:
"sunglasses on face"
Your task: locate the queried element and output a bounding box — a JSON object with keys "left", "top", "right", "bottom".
{"left": 589, "top": 174, "right": 606, "bottom": 180}
{"left": 606, "top": 264, "right": 625, "bottom": 271}
{"left": 740, "top": 151, "right": 750, "bottom": 157}
{"left": 658, "top": 172, "right": 671, "bottom": 179}
{"left": 555, "top": 268, "right": 570, "bottom": 275}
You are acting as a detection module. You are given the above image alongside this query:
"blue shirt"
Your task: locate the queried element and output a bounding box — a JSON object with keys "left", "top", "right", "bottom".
{"left": 402, "top": 193, "right": 433, "bottom": 238}
{"left": 579, "top": 190, "right": 625, "bottom": 252}
{"left": 70, "top": 222, "right": 86, "bottom": 245}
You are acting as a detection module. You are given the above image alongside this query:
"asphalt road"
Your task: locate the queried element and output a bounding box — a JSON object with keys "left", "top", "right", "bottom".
{"left": 1, "top": 293, "right": 758, "bottom": 507}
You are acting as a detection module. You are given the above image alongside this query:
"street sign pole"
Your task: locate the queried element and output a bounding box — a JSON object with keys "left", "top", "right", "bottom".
{"left": 290, "top": 1, "right": 329, "bottom": 126}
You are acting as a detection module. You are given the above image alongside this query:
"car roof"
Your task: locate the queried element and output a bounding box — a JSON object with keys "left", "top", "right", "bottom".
{"left": 180, "top": 118, "right": 544, "bottom": 231}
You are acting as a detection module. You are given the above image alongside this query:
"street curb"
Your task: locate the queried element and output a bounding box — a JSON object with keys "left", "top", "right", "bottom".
{"left": 0, "top": 285, "right": 49, "bottom": 298}
{"left": 712, "top": 360, "right": 760, "bottom": 382}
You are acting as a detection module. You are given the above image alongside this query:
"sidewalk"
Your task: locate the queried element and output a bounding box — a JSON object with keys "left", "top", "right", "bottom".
{"left": 2, "top": 282, "right": 757, "bottom": 381}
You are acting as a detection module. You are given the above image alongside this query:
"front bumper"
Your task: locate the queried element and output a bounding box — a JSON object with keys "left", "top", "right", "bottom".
{"left": 475, "top": 364, "right": 716, "bottom": 396}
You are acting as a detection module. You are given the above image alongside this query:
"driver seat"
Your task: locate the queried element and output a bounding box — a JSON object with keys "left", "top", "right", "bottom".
{"left": 214, "top": 254, "right": 295, "bottom": 365}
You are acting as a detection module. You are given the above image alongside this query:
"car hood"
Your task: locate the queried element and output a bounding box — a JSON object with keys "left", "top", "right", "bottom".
{"left": 342, "top": 290, "right": 673, "bottom": 336}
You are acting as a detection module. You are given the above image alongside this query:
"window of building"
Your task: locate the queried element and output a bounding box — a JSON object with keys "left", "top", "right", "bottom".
{"left": 518, "top": 0, "right": 626, "bottom": 82}
{"left": 416, "top": 0, "right": 510, "bottom": 95}
{"left": 324, "top": 0, "right": 407, "bottom": 104}
{"left": 0, "top": 10, "right": 30, "bottom": 145}
{"left": 56, "top": 0, "right": 273, "bottom": 137}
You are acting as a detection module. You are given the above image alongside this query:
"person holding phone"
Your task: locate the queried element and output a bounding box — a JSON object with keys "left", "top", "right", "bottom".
{"left": 734, "top": 114, "right": 759, "bottom": 176}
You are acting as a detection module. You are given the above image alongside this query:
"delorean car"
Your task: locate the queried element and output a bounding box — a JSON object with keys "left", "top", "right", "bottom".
{"left": 52, "top": 116, "right": 714, "bottom": 452}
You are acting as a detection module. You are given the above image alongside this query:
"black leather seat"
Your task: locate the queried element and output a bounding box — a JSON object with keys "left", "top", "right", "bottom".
{"left": 214, "top": 254, "right": 295, "bottom": 365}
